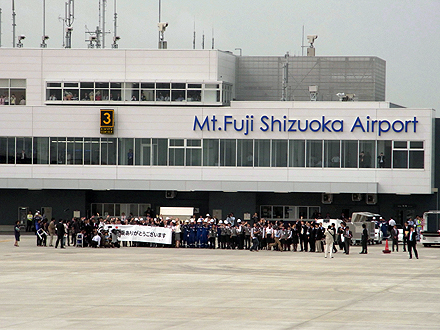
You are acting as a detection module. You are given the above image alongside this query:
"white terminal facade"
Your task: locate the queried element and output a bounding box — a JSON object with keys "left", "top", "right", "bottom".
{"left": 0, "top": 49, "right": 436, "bottom": 224}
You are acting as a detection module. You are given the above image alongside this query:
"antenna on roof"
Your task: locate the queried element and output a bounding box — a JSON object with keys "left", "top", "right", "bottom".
{"left": 111, "top": 0, "right": 120, "bottom": 48}
{"left": 192, "top": 19, "right": 196, "bottom": 49}
{"left": 12, "top": 0, "right": 16, "bottom": 48}
{"left": 202, "top": 30, "right": 205, "bottom": 50}
{"left": 41, "top": 0, "right": 49, "bottom": 48}
{"left": 0, "top": 8, "right": 2, "bottom": 48}
{"left": 64, "top": 0, "right": 74, "bottom": 48}
{"left": 211, "top": 28, "right": 214, "bottom": 50}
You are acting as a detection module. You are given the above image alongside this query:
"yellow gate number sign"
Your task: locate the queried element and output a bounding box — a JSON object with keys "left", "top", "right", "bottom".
{"left": 100, "top": 109, "right": 114, "bottom": 134}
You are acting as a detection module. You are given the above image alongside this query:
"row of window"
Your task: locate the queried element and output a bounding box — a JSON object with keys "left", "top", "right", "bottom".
{"left": 260, "top": 205, "right": 321, "bottom": 221}
{"left": 0, "top": 137, "right": 425, "bottom": 169}
{"left": 46, "top": 81, "right": 232, "bottom": 104}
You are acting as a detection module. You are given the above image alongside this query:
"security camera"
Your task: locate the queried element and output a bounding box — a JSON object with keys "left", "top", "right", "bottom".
{"left": 66, "top": 27, "right": 73, "bottom": 32}
{"left": 90, "top": 35, "right": 97, "bottom": 41}
{"left": 307, "top": 35, "right": 318, "bottom": 46}
{"left": 113, "top": 36, "right": 121, "bottom": 41}
{"left": 18, "top": 35, "right": 26, "bottom": 41}
{"left": 157, "top": 22, "right": 169, "bottom": 32}
{"left": 42, "top": 35, "right": 49, "bottom": 41}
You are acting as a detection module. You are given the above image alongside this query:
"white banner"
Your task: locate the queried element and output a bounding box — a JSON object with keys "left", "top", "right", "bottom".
{"left": 106, "top": 225, "right": 172, "bottom": 245}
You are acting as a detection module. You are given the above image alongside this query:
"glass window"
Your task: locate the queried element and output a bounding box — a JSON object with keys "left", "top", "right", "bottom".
{"left": 289, "top": 140, "right": 305, "bottom": 167}
{"left": 410, "top": 141, "right": 423, "bottom": 149}
{"left": 141, "top": 83, "right": 155, "bottom": 89}
{"left": 10, "top": 89, "right": 26, "bottom": 105}
{"left": 203, "top": 139, "right": 219, "bottom": 166}
{"left": 377, "top": 140, "right": 391, "bottom": 168}
{"left": 0, "top": 88, "right": 9, "bottom": 104}
{"left": 254, "top": 139, "right": 270, "bottom": 167}
{"left": 84, "top": 138, "right": 100, "bottom": 165}
{"left": 306, "top": 140, "right": 322, "bottom": 167}
{"left": 100, "top": 138, "right": 116, "bottom": 165}
{"left": 260, "top": 206, "right": 272, "bottom": 219}
{"left": 172, "top": 83, "right": 185, "bottom": 89}
{"left": 33, "top": 137, "right": 49, "bottom": 164}
{"left": 273, "top": 206, "right": 284, "bottom": 219}
{"left": 50, "top": 137, "right": 66, "bottom": 164}
{"left": 204, "top": 90, "right": 217, "bottom": 103}
{"left": 169, "top": 139, "right": 184, "bottom": 147}
{"left": 0, "top": 137, "right": 7, "bottom": 163}
{"left": 186, "top": 148, "right": 201, "bottom": 166}
{"left": 10, "top": 79, "right": 26, "bottom": 88}
{"left": 152, "top": 138, "right": 167, "bottom": 166}
{"left": 187, "top": 90, "right": 201, "bottom": 102}
{"left": 7, "top": 137, "right": 15, "bottom": 163}
{"left": 409, "top": 150, "right": 424, "bottom": 169}
{"left": 134, "top": 138, "right": 151, "bottom": 166}
{"left": 341, "top": 140, "right": 358, "bottom": 168}
{"left": 157, "top": 83, "right": 170, "bottom": 89}
{"left": 393, "top": 150, "right": 408, "bottom": 168}
{"left": 66, "top": 137, "right": 83, "bottom": 164}
{"left": 394, "top": 141, "right": 407, "bottom": 149}
{"left": 324, "top": 140, "right": 340, "bottom": 168}
{"left": 187, "top": 139, "right": 201, "bottom": 147}
{"left": 272, "top": 140, "right": 288, "bottom": 167}
{"left": 220, "top": 140, "right": 236, "bottom": 166}
{"left": 188, "top": 84, "right": 201, "bottom": 88}
{"left": 359, "top": 141, "right": 375, "bottom": 168}
{"left": 169, "top": 147, "right": 185, "bottom": 166}
{"left": 237, "top": 139, "right": 253, "bottom": 167}
{"left": 119, "top": 138, "right": 134, "bottom": 165}
{"left": 16, "top": 137, "right": 32, "bottom": 164}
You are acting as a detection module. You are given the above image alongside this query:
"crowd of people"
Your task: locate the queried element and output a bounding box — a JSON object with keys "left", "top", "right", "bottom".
{"left": 20, "top": 210, "right": 420, "bottom": 259}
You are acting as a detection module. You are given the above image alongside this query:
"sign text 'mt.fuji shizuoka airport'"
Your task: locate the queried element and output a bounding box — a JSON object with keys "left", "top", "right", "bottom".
{"left": 193, "top": 115, "right": 419, "bottom": 136}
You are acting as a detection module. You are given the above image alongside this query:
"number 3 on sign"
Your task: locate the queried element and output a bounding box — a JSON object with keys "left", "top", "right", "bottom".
{"left": 100, "top": 109, "right": 114, "bottom": 127}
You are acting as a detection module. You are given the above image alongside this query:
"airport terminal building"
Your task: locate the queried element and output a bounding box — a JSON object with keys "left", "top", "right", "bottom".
{"left": 0, "top": 48, "right": 437, "bottom": 224}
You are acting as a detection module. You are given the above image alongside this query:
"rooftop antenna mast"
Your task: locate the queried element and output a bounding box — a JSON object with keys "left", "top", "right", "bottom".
{"left": 202, "top": 30, "right": 204, "bottom": 50}
{"left": 101, "top": 0, "right": 107, "bottom": 48}
{"left": 211, "top": 28, "right": 214, "bottom": 50}
{"left": 192, "top": 19, "right": 195, "bottom": 49}
{"left": 111, "top": 0, "right": 120, "bottom": 48}
{"left": 281, "top": 52, "right": 289, "bottom": 101}
{"left": 12, "top": 0, "right": 16, "bottom": 48}
{"left": 40, "top": 0, "right": 49, "bottom": 48}
{"left": 0, "top": 8, "right": 2, "bottom": 48}
{"left": 157, "top": 0, "right": 168, "bottom": 49}
{"left": 64, "top": 0, "right": 74, "bottom": 48}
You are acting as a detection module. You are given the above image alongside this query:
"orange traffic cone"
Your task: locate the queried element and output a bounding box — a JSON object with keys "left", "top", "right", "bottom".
{"left": 382, "top": 239, "right": 391, "bottom": 254}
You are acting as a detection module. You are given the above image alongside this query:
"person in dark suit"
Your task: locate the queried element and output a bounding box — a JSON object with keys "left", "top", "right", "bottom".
{"left": 407, "top": 227, "right": 419, "bottom": 259}
{"left": 402, "top": 222, "right": 410, "bottom": 252}
{"left": 343, "top": 226, "right": 353, "bottom": 254}
{"left": 360, "top": 223, "right": 368, "bottom": 254}
{"left": 391, "top": 225, "right": 399, "bottom": 252}
{"left": 55, "top": 220, "right": 65, "bottom": 249}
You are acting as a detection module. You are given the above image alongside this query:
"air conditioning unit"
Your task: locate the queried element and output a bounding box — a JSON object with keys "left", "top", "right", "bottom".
{"left": 322, "top": 193, "right": 333, "bottom": 204}
{"left": 352, "top": 193, "right": 362, "bottom": 202}
{"left": 165, "top": 190, "right": 177, "bottom": 199}
{"left": 366, "top": 193, "right": 377, "bottom": 205}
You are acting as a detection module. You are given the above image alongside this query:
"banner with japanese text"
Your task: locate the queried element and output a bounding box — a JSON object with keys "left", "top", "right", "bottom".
{"left": 106, "top": 225, "right": 172, "bottom": 245}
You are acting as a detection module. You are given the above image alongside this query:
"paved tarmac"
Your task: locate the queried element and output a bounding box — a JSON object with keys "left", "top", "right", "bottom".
{"left": 0, "top": 235, "right": 439, "bottom": 330}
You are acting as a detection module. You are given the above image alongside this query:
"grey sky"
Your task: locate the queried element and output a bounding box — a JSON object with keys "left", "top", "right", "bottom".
{"left": 0, "top": 0, "right": 438, "bottom": 111}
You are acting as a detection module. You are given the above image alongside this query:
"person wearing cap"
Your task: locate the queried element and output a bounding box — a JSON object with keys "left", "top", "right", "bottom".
{"left": 196, "top": 219, "right": 203, "bottom": 248}
{"left": 201, "top": 220, "right": 209, "bottom": 248}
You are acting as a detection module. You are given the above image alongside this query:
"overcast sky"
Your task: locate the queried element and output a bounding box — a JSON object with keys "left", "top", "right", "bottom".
{"left": 0, "top": 0, "right": 438, "bottom": 111}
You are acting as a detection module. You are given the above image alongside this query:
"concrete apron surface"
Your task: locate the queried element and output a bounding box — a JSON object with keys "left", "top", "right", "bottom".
{"left": 0, "top": 235, "right": 439, "bottom": 330}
